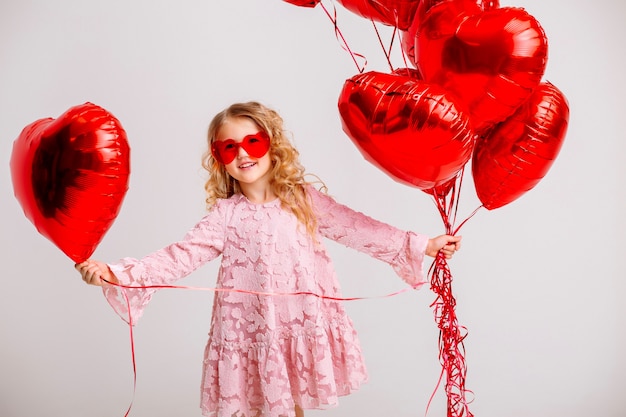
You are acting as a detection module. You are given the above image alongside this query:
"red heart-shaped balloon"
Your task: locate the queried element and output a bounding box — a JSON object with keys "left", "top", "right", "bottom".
{"left": 472, "top": 82, "right": 569, "bottom": 209}
{"left": 338, "top": 70, "right": 475, "bottom": 190}
{"left": 10, "top": 102, "right": 131, "bottom": 262}
{"left": 400, "top": 0, "right": 500, "bottom": 64}
{"left": 336, "top": 0, "right": 421, "bottom": 30}
{"left": 407, "top": 1, "right": 548, "bottom": 133}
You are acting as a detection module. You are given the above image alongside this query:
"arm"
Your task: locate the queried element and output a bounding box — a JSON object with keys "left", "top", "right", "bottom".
{"left": 75, "top": 203, "right": 227, "bottom": 324}
{"left": 308, "top": 187, "right": 460, "bottom": 286}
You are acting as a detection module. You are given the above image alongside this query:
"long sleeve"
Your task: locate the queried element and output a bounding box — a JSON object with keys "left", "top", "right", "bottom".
{"left": 102, "top": 202, "right": 226, "bottom": 325}
{"left": 309, "top": 187, "right": 429, "bottom": 288}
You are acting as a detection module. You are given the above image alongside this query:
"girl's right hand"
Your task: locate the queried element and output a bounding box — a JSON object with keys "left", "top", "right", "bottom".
{"left": 426, "top": 235, "right": 462, "bottom": 259}
{"left": 75, "top": 260, "right": 118, "bottom": 286}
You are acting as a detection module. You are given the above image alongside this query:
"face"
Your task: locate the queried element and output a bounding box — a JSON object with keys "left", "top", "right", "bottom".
{"left": 214, "top": 117, "right": 273, "bottom": 191}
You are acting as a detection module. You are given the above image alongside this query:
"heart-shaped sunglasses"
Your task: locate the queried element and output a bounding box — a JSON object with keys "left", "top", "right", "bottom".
{"left": 211, "top": 131, "right": 271, "bottom": 165}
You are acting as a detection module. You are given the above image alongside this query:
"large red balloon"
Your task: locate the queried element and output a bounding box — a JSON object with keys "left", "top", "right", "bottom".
{"left": 472, "top": 82, "right": 569, "bottom": 210}
{"left": 338, "top": 70, "right": 475, "bottom": 190}
{"left": 10, "top": 102, "right": 131, "bottom": 263}
{"left": 406, "top": 1, "right": 548, "bottom": 133}
{"left": 400, "top": 0, "right": 500, "bottom": 71}
{"left": 336, "top": 0, "right": 421, "bottom": 30}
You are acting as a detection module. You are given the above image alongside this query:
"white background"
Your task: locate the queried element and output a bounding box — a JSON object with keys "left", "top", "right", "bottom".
{"left": 1, "top": 1, "right": 624, "bottom": 416}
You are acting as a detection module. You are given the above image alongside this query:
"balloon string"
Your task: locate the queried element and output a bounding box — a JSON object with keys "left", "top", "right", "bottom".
{"left": 120, "top": 289, "right": 136, "bottom": 417}
{"left": 453, "top": 206, "right": 482, "bottom": 237}
{"left": 427, "top": 254, "right": 474, "bottom": 417}
{"left": 430, "top": 169, "right": 483, "bottom": 236}
{"left": 425, "top": 364, "right": 446, "bottom": 417}
{"left": 427, "top": 173, "right": 476, "bottom": 417}
{"left": 452, "top": 169, "right": 465, "bottom": 227}
{"left": 319, "top": 1, "right": 367, "bottom": 73}
{"left": 369, "top": 18, "right": 396, "bottom": 73}
{"left": 103, "top": 279, "right": 420, "bottom": 302}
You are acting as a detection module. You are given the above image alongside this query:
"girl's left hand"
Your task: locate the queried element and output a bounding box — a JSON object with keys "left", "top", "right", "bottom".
{"left": 426, "top": 235, "right": 462, "bottom": 259}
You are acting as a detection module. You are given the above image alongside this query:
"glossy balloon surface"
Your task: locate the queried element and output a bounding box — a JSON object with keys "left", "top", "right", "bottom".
{"left": 407, "top": 2, "right": 548, "bottom": 133}
{"left": 10, "top": 103, "right": 130, "bottom": 262}
{"left": 338, "top": 71, "right": 475, "bottom": 190}
{"left": 401, "top": 0, "right": 501, "bottom": 62}
{"left": 472, "top": 82, "right": 569, "bottom": 209}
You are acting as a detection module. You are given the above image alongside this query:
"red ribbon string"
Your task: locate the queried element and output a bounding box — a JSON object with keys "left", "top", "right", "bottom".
{"left": 104, "top": 280, "right": 419, "bottom": 301}
{"left": 319, "top": 1, "right": 368, "bottom": 73}
{"left": 427, "top": 253, "right": 473, "bottom": 417}
{"left": 369, "top": 16, "right": 398, "bottom": 73}
{"left": 427, "top": 172, "right": 480, "bottom": 417}
{"left": 120, "top": 289, "right": 137, "bottom": 417}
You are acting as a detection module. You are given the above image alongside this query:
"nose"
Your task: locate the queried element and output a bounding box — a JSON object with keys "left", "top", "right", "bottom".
{"left": 236, "top": 143, "right": 249, "bottom": 158}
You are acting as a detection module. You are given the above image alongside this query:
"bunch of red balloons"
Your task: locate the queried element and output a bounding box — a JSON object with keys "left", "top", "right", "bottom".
{"left": 286, "top": 0, "right": 569, "bottom": 210}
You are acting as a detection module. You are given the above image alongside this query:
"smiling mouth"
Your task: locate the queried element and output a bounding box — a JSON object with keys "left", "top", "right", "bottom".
{"left": 239, "top": 162, "right": 256, "bottom": 169}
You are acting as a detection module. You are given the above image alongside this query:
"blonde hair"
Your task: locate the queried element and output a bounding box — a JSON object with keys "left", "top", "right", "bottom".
{"left": 201, "top": 101, "right": 323, "bottom": 238}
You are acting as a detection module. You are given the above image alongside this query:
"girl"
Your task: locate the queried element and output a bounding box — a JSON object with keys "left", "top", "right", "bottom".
{"left": 76, "top": 101, "right": 461, "bottom": 417}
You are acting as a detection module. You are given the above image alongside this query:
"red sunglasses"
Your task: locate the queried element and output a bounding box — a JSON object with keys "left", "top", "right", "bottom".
{"left": 211, "top": 131, "right": 271, "bottom": 165}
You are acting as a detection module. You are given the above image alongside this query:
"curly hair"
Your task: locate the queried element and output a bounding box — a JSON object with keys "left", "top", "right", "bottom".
{"left": 201, "top": 101, "right": 324, "bottom": 239}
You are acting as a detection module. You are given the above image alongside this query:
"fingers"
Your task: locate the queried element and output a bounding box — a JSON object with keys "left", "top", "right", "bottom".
{"left": 440, "top": 235, "right": 461, "bottom": 259}
{"left": 447, "top": 235, "right": 462, "bottom": 248}
{"left": 440, "top": 245, "right": 455, "bottom": 259}
{"left": 425, "top": 235, "right": 463, "bottom": 259}
{"left": 75, "top": 260, "right": 104, "bottom": 286}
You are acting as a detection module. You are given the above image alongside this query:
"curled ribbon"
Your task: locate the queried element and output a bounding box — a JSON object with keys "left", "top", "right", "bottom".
{"left": 427, "top": 171, "right": 480, "bottom": 417}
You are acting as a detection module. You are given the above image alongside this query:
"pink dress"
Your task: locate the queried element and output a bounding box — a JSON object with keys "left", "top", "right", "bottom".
{"left": 102, "top": 186, "right": 428, "bottom": 417}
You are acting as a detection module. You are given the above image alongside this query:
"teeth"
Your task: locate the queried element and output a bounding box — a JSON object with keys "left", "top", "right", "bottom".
{"left": 239, "top": 162, "right": 255, "bottom": 169}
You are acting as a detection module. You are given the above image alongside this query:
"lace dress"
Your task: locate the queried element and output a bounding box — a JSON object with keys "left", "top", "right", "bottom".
{"left": 102, "top": 186, "right": 428, "bottom": 417}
